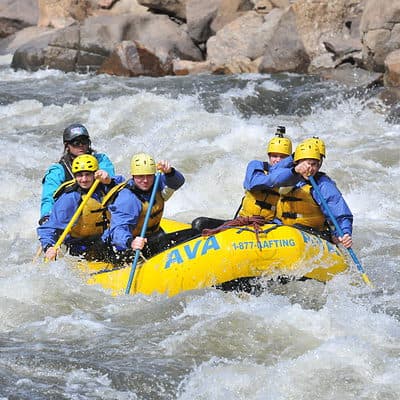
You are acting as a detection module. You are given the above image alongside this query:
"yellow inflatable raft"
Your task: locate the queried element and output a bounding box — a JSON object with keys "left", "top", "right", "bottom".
{"left": 76, "top": 218, "right": 349, "bottom": 297}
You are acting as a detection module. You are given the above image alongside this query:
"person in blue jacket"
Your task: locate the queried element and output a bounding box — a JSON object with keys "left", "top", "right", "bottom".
{"left": 275, "top": 140, "right": 353, "bottom": 248}
{"left": 101, "top": 153, "right": 186, "bottom": 259}
{"left": 39, "top": 123, "right": 115, "bottom": 225}
{"left": 192, "top": 126, "right": 311, "bottom": 233}
{"left": 235, "top": 126, "right": 311, "bottom": 220}
{"left": 37, "top": 154, "right": 124, "bottom": 261}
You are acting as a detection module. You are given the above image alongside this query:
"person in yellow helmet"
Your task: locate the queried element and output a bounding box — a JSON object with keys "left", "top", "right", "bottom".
{"left": 275, "top": 140, "right": 353, "bottom": 248}
{"left": 37, "top": 154, "right": 124, "bottom": 261}
{"left": 101, "top": 153, "right": 186, "bottom": 259}
{"left": 235, "top": 126, "right": 309, "bottom": 220}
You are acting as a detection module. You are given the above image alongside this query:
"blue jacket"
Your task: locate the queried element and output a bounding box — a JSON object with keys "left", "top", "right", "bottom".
{"left": 40, "top": 153, "right": 115, "bottom": 218}
{"left": 102, "top": 169, "right": 185, "bottom": 250}
{"left": 272, "top": 161, "right": 353, "bottom": 236}
{"left": 306, "top": 173, "right": 353, "bottom": 236}
{"left": 271, "top": 156, "right": 353, "bottom": 235}
{"left": 243, "top": 157, "right": 300, "bottom": 191}
{"left": 37, "top": 176, "right": 124, "bottom": 249}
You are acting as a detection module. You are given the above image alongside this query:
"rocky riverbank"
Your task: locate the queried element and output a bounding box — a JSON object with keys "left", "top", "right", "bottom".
{"left": 1, "top": 0, "right": 400, "bottom": 95}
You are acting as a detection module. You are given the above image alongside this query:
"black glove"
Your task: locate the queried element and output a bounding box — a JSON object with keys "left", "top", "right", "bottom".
{"left": 38, "top": 215, "right": 49, "bottom": 225}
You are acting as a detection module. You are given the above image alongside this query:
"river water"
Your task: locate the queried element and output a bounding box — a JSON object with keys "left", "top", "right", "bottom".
{"left": 0, "top": 53, "right": 399, "bottom": 399}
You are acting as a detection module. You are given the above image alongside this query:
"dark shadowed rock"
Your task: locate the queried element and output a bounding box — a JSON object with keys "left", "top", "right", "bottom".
{"left": 0, "top": 17, "right": 30, "bottom": 39}
{"left": 137, "top": 0, "right": 188, "bottom": 20}
{"left": 97, "top": 40, "right": 172, "bottom": 76}
{"left": 11, "top": 30, "right": 57, "bottom": 70}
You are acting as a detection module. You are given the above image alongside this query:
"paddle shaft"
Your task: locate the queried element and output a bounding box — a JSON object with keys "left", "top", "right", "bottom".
{"left": 309, "top": 175, "right": 372, "bottom": 286}
{"left": 53, "top": 179, "right": 101, "bottom": 252}
{"left": 125, "top": 172, "right": 161, "bottom": 294}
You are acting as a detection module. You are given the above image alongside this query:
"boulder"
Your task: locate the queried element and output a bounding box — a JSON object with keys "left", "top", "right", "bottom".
{"left": 38, "top": 0, "right": 93, "bottom": 28}
{"left": 0, "top": 0, "right": 39, "bottom": 26}
{"left": 210, "top": 0, "right": 254, "bottom": 33}
{"left": 318, "top": 65, "right": 383, "bottom": 88}
{"left": 292, "top": 0, "right": 350, "bottom": 59}
{"left": 207, "top": 10, "right": 284, "bottom": 67}
{"left": 98, "top": 40, "right": 172, "bottom": 76}
{"left": 259, "top": 8, "right": 309, "bottom": 73}
{"left": 186, "top": 0, "right": 255, "bottom": 45}
{"left": 361, "top": 0, "right": 400, "bottom": 72}
{"left": 0, "top": 25, "right": 52, "bottom": 55}
{"left": 12, "top": 13, "right": 203, "bottom": 73}
{"left": 0, "top": 17, "right": 30, "bottom": 39}
{"left": 10, "top": 29, "right": 58, "bottom": 70}
{"left": 384, "top": 49, "right": 400, "bottom": 87}
{"left": 186, "top": 0, "right": 220, "bottom": 44}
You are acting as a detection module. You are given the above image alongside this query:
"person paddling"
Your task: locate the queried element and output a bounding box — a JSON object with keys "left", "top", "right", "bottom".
{"left": 101, "top": 153, "right": 186, "bottom": 260}
{"left": 37, "top": 154, "right": 123, "bottom": 261}
{"left": 275, "top": 140, "right": 353, "bottom": 248}
{"left": 39, "top": 123, "right": 115, "bottom": 225}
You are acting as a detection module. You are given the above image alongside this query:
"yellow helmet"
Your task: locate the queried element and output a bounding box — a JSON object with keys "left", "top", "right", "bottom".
{"left": 294, "top": 141, "right": 321, "bottom": 162}
{"left": 267, "top": 130, "right": 292, "bottom": 156}
{"left": 71, "top": 154, "right": 98, "bottom": 174}
{"left": 304, "top": 136, "right": 326, "bottom": 158}
{"left": 130, "top": 153, "right": 156, "bottom": 175}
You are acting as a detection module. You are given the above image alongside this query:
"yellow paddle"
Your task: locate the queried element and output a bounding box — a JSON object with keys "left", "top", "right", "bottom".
{"left": 44, "top": 179, "right": 101, "bottom": 261}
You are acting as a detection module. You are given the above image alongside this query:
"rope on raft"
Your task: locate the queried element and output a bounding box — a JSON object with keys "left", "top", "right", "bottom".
{"left": 202, "top": 216, "right": 267, "bottom": 249}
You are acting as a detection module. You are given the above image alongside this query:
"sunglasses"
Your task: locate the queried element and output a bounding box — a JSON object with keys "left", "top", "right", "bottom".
{"left": 69, "top": 137, "right": 90, "bottom": 147}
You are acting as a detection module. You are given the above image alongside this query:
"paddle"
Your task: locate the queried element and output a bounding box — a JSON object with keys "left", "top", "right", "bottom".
{"left": 45, "top": 178, "right": 101, "bottom": 261}
{"left": 125, "top": 172, "right": 161, "bottom": 294}
{"left": 309, "top": 175, "right": 373, "bottom": 287}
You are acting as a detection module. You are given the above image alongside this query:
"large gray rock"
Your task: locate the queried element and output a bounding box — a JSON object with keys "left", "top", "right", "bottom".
{"left": 0, "top": 0, "right": 38, "bottom": 26}
{"left": 259, "top": 8, "right": 309, "bottom": 73}
{"left": 0, "top": 25, "right": 52, "bottom": 55}
{"left": 186, "top": 0, "right": 220, "bottom": 43}
{"left": 361, "top": 0, "right": 400, "bottom": 72}
{"left": 11, "top": 30, "right": 58, "bottom": 70}
{"left": 11, "top": 13, "right": 203, "bottom": 73}
{"left": 210, "top": 0, "right": 254, "bottom": 33}
{"left": 207, "top": 9, "right": 284, "bottom": 67}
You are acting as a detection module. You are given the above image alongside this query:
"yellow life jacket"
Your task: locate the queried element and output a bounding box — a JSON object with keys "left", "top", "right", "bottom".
{"left": 131, "top": 191, "right": 164, "bottom": 237}
{"left": 237, "top": 165, "right": 280, "bottom": 220}
{"left": 102, "top": 180, "right": 164, "bottom": 237}
{"left": 70, "top": 195, "right": 108, "bottom": 238}
{"left": 53, "top": 179, "right": 76, "bottom": 199}
{"left": 238, "top": 188, "right": 280, "bottom": 220}
{"left": 53, "top": 180, "right": 108, "bottom": 238}
{"left": 276, "top": 183, "right": 326, "bottom": 230}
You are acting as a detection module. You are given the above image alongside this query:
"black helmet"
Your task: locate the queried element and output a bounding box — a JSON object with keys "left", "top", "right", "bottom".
{"left": 63, "top": 123, "right": 90, "bottom": 143}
